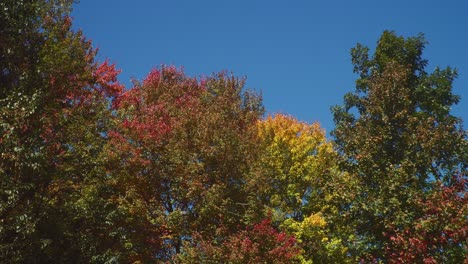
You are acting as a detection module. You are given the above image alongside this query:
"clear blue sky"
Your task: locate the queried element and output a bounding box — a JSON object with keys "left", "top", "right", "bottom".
{"left": 72, "top": 0, "right": 468, "bottom": 134}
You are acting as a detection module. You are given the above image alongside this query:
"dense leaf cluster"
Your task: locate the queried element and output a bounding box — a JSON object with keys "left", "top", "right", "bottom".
{"left": 1, "top": 1, "right": 466, "bottom": 263}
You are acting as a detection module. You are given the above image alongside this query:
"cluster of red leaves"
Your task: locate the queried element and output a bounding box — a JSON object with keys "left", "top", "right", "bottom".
{"left": 109, "top": 67, "right": 206, "bottom": 159}
{"left": 119, "top": 88, "right": 172, "bottom": 144}
{"left": 386, "top": 176, "right": 468, "bottom": 263}
{"left": 94, "top": 60, "right": 124, "bottom": 97}
{"left": 188, "top": 218, "right": 300, "bottom": 263}
{"left": 227, "top": 218, "right": 300, "bottom": 263}
{"left": 192, "top": 219, "right": 300, "bottom": 263}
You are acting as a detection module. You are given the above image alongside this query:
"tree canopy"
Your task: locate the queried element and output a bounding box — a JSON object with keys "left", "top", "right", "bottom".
{"left": 1, "top": 2, "right": 466, "bottom": 263}
{"left": 332, "top": 30, "right": 467, "bottom": 262}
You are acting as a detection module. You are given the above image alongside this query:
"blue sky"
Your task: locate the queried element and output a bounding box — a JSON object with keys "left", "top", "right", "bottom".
{"left": 72, "top": 0, "right": 468, "bottom": 134}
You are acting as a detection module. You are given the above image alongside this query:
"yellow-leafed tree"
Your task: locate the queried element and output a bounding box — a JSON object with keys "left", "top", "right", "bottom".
{"left": 250, "top": 114, "right": 351, "bottom": 263}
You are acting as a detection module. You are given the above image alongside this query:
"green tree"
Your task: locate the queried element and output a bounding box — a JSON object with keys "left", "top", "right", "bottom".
{"left": 1, "top": 1, "right": 124, "bottom": 262}
{"left": 331, "top": 30, "right": 468, "bottom": 260}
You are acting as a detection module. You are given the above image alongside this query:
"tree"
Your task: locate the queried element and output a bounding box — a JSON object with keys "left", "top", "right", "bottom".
{"left": 331, "top": 30, "right": 468, "bottom": 260}
{"left": 251, "top": 114, "right": 350, "bottom": 263}
{"left": 253, "top": 114, "right": 335, "bottom": 219}
{"left": 1, "top": 1, "right": 124, "bottom": 262}
{"left": 107, "top": 66, "right": 263, "bottom": 261}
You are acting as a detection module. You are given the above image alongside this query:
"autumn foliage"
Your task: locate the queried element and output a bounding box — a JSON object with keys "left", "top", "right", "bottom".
{"left": 1, "top": 1, "right": 467, "bottom": 263}
{"left": 385, "top": 176, "right": 468, "bottom": 263}
{"left": 180, "top": 218, "right": 300, "bottom": 263}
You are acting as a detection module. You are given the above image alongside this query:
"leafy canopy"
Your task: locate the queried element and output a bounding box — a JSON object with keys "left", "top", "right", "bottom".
{"left": 331, "top": 30, "right": 467, "bottom": 261}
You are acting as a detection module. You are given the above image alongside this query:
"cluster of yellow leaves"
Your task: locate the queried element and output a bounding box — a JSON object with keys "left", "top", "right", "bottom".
{"left": 255, "top": 114, "right": 335, "bottom": 212}
{"left": 282, "top": 213, "right": 349, "bottom": 263}
{"left": 283, "top": 213, "right": 327, "bottom": 241}
{"left": 257, "top": 114, "right": 333, "bottom": 179}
